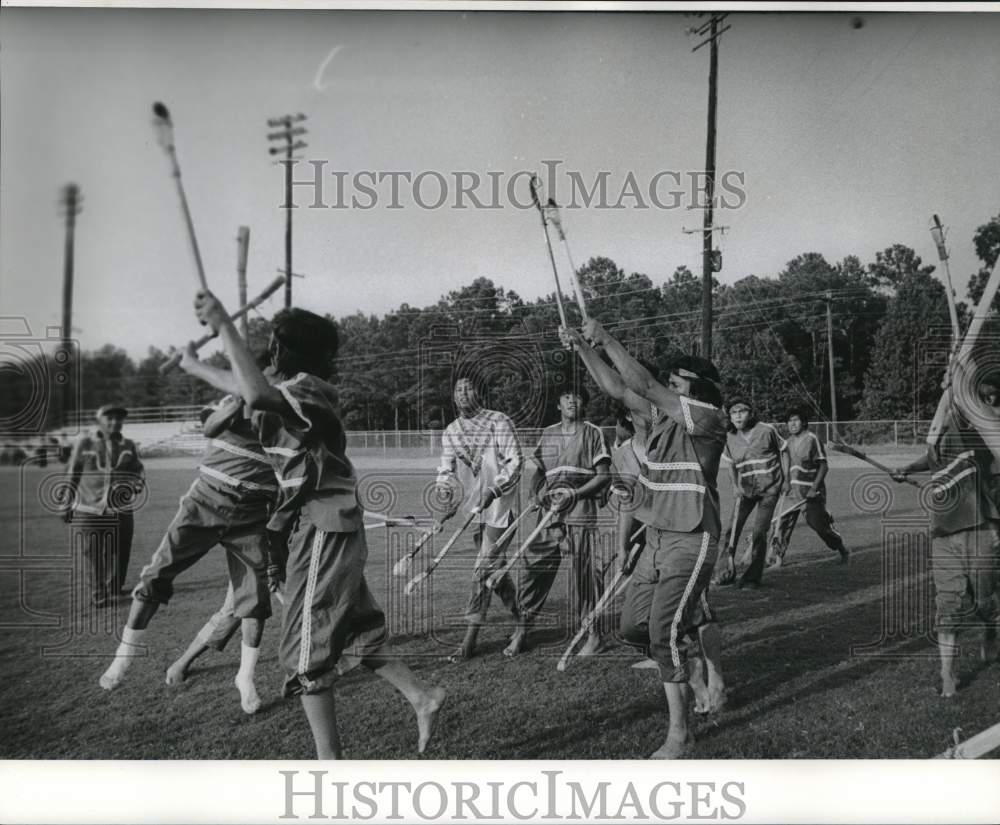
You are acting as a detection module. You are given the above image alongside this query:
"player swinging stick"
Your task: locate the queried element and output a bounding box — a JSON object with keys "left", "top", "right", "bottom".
{"left": 99, "top": 390, "right": 276, "bottom": 715}
{"left": 183, "top": 292, "right": 444, "bottom": 758}
{"left": 565, "top": 322, "right": 728, "bottom": 757}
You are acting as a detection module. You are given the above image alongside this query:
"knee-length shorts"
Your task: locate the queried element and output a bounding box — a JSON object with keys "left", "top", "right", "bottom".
{"left": 620, "top": 527, "right": 718, "bottom": 683}
{"left": 281, "top": 512, "right": 388, "bottom": 696}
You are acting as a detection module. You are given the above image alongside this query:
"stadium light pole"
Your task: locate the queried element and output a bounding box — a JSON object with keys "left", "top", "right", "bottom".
{"left": 688, "top": 13, "right": 731, "bottom": 359}
{"left": 267, "top": 113, "right": 308, "bottom": 308}
{"left": 825, "top": 291, "right": 839, "bottom": 440}
{"left": 58, "top": 183, "right": 82, "bottom": 427}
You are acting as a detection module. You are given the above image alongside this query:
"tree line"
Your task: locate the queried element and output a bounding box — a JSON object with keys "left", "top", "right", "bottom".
{"left": 3, "top": 214, "right": 997, "bottom": 435}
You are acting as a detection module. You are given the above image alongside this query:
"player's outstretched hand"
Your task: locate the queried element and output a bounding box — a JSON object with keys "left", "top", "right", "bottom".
{"left": 890, "top": 470, "right": 908, "bottom": 484}
{"left": 178, "top": 341, "right": 200, "bottom": 374}
{"left": 193, "top": 290, "right": 228, "bottom": 332}
{"left": 558, "top": 326, "right": 579, "bottom": 351}
{"left": 580, "top": 318, "right": 606, "bottom": 346}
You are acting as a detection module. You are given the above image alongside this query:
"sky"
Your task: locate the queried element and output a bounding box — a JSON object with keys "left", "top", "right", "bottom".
{"left": 1, "top": 8, "right": 999, "bottom": 359}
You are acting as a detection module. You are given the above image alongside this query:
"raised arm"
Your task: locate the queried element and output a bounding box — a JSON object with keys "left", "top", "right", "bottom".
{"left": 562, "top": 327, "right": 651, "bottom": 434}
{"left": 192, "top": 291, "right": 287, "bottom": 413}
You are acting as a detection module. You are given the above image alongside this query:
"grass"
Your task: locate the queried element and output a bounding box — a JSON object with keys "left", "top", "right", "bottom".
{"left": 0, "top": 456, "right": 997, "bottom": 759}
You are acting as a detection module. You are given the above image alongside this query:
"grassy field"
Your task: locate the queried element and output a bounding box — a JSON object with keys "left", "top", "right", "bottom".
{"left": 1, "top": 454, "right": 997, "bottom": 760}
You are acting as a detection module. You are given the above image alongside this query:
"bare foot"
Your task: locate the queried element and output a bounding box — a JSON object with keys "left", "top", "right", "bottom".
{"left": 630, "top": 658, "right": 659, "bottom": 670}
{"left": 578, "top": 632, "right": 603, "bottom": 657}
{"left": 235, "top": 675, "right": 261, "bottom": 715}
{"left": 649, "top": 732, "right": 693, "bottom": 759}
{"left": 165, "top": 661, "right": 189, "bottom": 686}
{"left": 416, "top": 686, "right": 446, "bottom": 754}
{"left": 503, "top": 630, "right": 525, "bottom": 658}
{"left": 707, "top": 683, "right": 728, "bottom": 713}
{"left": 691, "top": 684, "right": 711, "bottom": 715}
{"left": 444, "top": 647, "right": 470, "bottom": 665}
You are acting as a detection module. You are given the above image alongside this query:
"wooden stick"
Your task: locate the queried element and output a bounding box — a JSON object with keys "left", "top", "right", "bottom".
{"left": 486, "top": 507, "right": 559, "bottom": 590}
{"left": 404, "top": 509, "right": 478, "bottom": 595}
{"left": 936, "top": 720, "right": 1000, "bottom": 759}
{"left": 159, "top": 274, "right": 286, "bottom": 374}
{"left": 556, "top": 539, "right": 643, "bottom": 672}
{"left": 828, "top": 440, "right": 923, "bottom": 487}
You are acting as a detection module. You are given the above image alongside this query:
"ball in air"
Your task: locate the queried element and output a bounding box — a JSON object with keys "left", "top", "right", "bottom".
{"left": 850, "top": 16, "right": 865, "bottom": 30}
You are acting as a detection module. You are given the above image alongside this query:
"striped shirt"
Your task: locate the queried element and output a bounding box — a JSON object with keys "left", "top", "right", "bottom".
{"left": 724, "top": 422, "right": 785, "bottom": 497}
{"left": 532, "top": 420, "right": 610, "bottom": 526}
{"left": 436, "top": 408, "right": 523, "bottom": 528}
{"left": 641, "top": 395, "right": 728, "bottom": 536}
{"left": 782, "top": 430, "right": 827, "bottom": 500}
{"left": 197, "top": 397, "right": 277, "bottom": 508}
{"left": 253, "top": 372, "right": 361, "bottom": 533}
{"left": 926, "top": 413, "right": 998, "bottom": 538}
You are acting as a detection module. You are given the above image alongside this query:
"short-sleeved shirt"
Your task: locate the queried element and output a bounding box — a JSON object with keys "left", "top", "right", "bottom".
{"left": 436, "top": 408, "right": 523, "bottom": 528}
{"left": 926, "top": 413, "right": 999, "bottom": 538}
{"left": 641, "top": 395, "right": 728, "bottom": 536}
{"left": 782, "top": 430, "right": 827, "bottom": 500}
{"left": 609, "top": 437, "right": 642, "bottom": 514}
{"left": 197, "top": 396, "right": 278, "bottom": 510}
{"left": 724, "top": 422, "right": 785, "bottom": 497}
{"left": 253, "top": 372, "right": 361, "bottom": 534}
{"left": 67, "top": 429, "right": 144, "bottom": 515}
{"left": 532, "top": 421, "right": 610, "bottom": 526}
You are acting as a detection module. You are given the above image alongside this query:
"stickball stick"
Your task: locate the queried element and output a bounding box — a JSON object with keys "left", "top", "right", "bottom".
{"left": 828, "top": 440, "right": 922, "bottom": 488}
{"left": 546, "top": 199, "right": 589, "bottom": 321}
{"left": 486, "top": 507, "right": 559, "bottom": 590}
{"left": 529, "top": 175, "right": 570, "bottom": 329}
{"left": 405, "top": 509, "right": 478, "bottom": 595}
{"left": 392, "top": 520, "right": 444, "bottom": 577}
{"left": 152, "top": 102, "right": 208, "bottom": 291}
{"left": 159, "top": 275, "right": 286, "bottom": 374}
{"left": 556, "top": 539, "right": 643, "bottom": 672}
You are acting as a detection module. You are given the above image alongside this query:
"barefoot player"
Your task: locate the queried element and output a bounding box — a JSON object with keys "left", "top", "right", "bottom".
{"left": 503, "top": 380, "right": 612, "bottom": 658}
{"left": 567, "top": 321, "right": 728, "bottom": 758}
{"left": 183, "top": 294, "right": 444, "bottom": 759}
{"left": 435, "top": 376, "right": 523, "bottom": 662}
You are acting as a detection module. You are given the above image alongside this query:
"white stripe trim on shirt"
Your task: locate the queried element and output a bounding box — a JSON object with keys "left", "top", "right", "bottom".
{"left": 669, "top": 531, "right": 711, "bottom": 669}
{"left": 278, "top": 373, "right": 312, "bottom": 429}
{"left": 736, "top": 456, "right": 778, "bottom": 467}
{"left": 277, "top": 475, "right": 306, "bottom": 488}
{"left": 198, "top": 465, "right": 278, "bottom": 493}
{"left": 638, "top": 477, "right": 706, "bottom": 494}
{"left": 739, "top": 467, "right": 779, "bottom": 477}
{"left": 298, "top": 528, "right": 325, "bottom": 674}
{"left": 790, "top": 465, "right": 817, "bottom": 475}
{"left": 791, "top": 479, "right": 814, "bottom": 486}
{"left": 264, "top": 445, "right": 305, "bottom": 458}
{"left": 931, "top": 451, "right": 975, "bottom": 481}
{"left": 643, "top": 459, "right": 702, "bottom": 472}
{"left": 932, "top": 466, "right": 976, "bottom": 492}
{"left": 210, "top": 438, "right": 270, "bottom": 464}
{"left": 545, "top": 465, "right": 596, "bottom": 477}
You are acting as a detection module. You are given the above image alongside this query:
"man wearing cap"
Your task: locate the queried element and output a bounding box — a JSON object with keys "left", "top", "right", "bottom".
{"left": 62, "top": 404, "right": 144, "bottom": 608}
{"left": 504, "top": 380, "right": 612, "bottom": 658}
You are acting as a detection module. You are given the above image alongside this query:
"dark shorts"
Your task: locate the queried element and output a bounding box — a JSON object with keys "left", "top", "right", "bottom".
{"left": 133, "top": 481, "right": 271, "bottom": 621}
{"left": 280, "top": 512, "right": 387, "bottom": 696}
{"left": 620, "top": 527, "right": 718, "bottom": 682}
{"left": 931, "top": 523, "right": 1000, "bottom": 631}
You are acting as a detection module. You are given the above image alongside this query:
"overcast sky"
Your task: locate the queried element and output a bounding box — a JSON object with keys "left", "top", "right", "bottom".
{"left": 2, "top": 8, "right": 999, "bottom": 358}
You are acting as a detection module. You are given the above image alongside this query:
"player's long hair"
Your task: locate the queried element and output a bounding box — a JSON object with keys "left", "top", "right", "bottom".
{"left": 662, "top": 355, "right": 723, "bottom": 408}
{"left": 270, "top": 308, "right": 339, "bottom": 379}
{"left": 785, "top": 406, "right": 811, "bottom": 428}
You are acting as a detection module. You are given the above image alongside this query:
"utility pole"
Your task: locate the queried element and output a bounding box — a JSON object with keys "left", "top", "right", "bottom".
{"left": 58, "top": 183, "right": 82, "bottom": 426}
{"left": 688, "top": 13, "right": 730, "bottom": 359}
{"left": 266, "top": 113, "right": 308, "bottom": 308}
{"left": 236, "top": 226, "right": 250, "bottom": 342}
{"left": 825, "top": 291, "right": 839, "bottom": 438}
